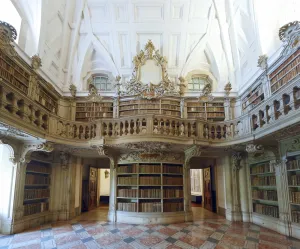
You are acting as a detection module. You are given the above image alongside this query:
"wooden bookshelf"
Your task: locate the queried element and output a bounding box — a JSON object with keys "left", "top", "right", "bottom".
{"left": 116, "top": 163, "right": 184, "bottom": 213}
{"left": 75, "top": 101, "right": 113, "bottom": 121}
{"left": 0, "top": 51, "right": 30, "bottom": 95}
{"left": 242, "top": 84, "right": 264, "bottom": 112}
{"left": 24, "top": 160, "right": 51, "bottom": 216}
{"left": 250, "top": 161, "right": 279, "bottom": 219}
{"left": 286, "top": 155, "right": 300, "bottom": 224}
{"left": 119, "top": 99, "right": 181, "bottom": 118}
{"left": 269, "top": 49, "right": 300, "bottom": 94}
{"left": 37, "top": 86, "right": 58, "bottom": 114}
{"left": 186, "top": 101, "right": 225, "bottom": 120}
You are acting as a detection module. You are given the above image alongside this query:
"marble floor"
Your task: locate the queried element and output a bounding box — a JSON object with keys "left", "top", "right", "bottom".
{"left": 1, "top": 207, "right": 300, "bottom": 249}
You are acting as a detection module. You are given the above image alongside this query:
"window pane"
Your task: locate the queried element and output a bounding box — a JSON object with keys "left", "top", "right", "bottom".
{"left": 106, "top": 83, "right": 112, "bottom": 90}
{"left": 188, "top": 83, "right": 194, "bottom": 90}
{"left": 194, "top": 84, "right": 200, "bottom": 90}
{"left": 95, "top": 83, "right": 101, "bottom": 89}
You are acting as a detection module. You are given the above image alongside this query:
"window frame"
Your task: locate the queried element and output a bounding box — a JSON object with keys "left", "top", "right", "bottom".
{"left": 187, "top": 75, "right": 212, "bottom": 92}
{"left": 90, "top": 74, "right": 112, "bottom": 92}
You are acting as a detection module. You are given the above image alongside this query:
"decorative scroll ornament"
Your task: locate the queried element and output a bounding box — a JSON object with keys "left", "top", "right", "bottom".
{"left": 232, "top": 152, "right": 242, "bottom": 171}
{"left": 69, "top": 84, "right": 77, "bottom": 97}
{"left": 31, "top": 54, "right": 42, "bottom": 70}
{"left": 0, "top": 21, "right": 17, "bottom": 56}
{"left": 270, "top": 159, "right": 282, "bottom": 168}
{"left": 257, "top": 54, "right": 268, "bottom": 70}
{"left": 121, "top": 40, "right": 179, "bottom": 99}
{"left": 86, "top": 84, "right": 103, "bottom": 103}
{"left": 199, "top": 82, "right": 214, "bottom": 102}
{"left": 124, "top": 142, "right": 171, "bottom": 153}
{"left": 279, "top": 21, "right": 300, "bottom": 56}
{"left": 20, "top": 142, "right": 54, "bottom": 164}
{"left": 224, "top": 82, "right": 232, "bottom": 96}
{"left": 184, "top": 145, "right": 202, "bottom": 168}
{"left": 245, "top": 144, "right": 264, "bottom": 154}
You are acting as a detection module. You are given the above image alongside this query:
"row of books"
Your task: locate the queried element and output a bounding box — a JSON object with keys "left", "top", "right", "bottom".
{"left": 140, "top": 176, "right": 161, "bottom": 185}
{"left": 140, "top": 189, "right": 161, "bottom": 198}
{"left": 120, "top": 110, "right": 139, "bottom": 117}
{"left": 161, "top": 111, "right": 181, "bottom": 117}
{"left": 24, "top": 202, "right": 49, "bottom": 216}
{"left": 251, "top": 176, "right": 276, "bottom": 186}
{"left": 187, "top": 113, "right": 206, "bottom": 118}
{"left": 287, "top": 159, "right": 300, "bottom": 170}
{"left": 206, "top": 107, "right": 225, "bottom": 112}
{"left": 76, "top": 113, "right": 113, "bottom": 118}
{"left": 25, "top": 175, "right": 50, "bottom": 185}
{"left": 162, "top": 101, "right": 180, "bottom": 105}
{"left": 76, "top": 103, "right": 113, "bottom": 107}
{"left": 253, "top": 203, "right": 279, "bottom": 218}
{"left": 27, "top": 163, "right": 50, "bottom": 174}
{"left": 161, "top": 105, "right": 180, "bottom": 110}
{"left": 117, "top": 202, "right": 137, "bottom": 212}
{"left": 118, "top": 189, "right": 138, "bottom": 198}
{"left": 76, "top": 107, "right": 113, "bottom": 112}
{"left": 164, "top": 189, "right": 183, "bottom": 198}
{"left": 118, "top": 177, "right": 137, "bottom": 185}
{"left": 271, "top": 66, "right": 299, "bottom": 93}
{"left": 269, "top": 50, "right": 299, "bottom": 79}
{"left": 292, "top": 210, "right": 300, "bottom": 223}
{"left": 163, "top": 177, "right": 183, "bottom": 185}
{"left": 163, "top": 165, "right": 183, "bottom": 174}
{"left": 270, "top": 54, "right": 299, "bottom": 83}
{"left": 140, "top": 202, "right": 162, "bottom": 212}
{"left": 251, "top": 162, "right": 274, "bottom": 174}
{"left": 24, "top": 189, "right": 50, "bottom": 200}
{"left": 163, "top": 202, "right": 184, "bottom": 212}
{"left": 207, "top": 113, "right": 225, "bottom": 118}
{"left": 252, "top": 190, "right": 277, "bottom": 201}
{"left": 139, "top": 165, "right": 161, "bottom": 173}
{"left": 290, "top": 191, "right": 300, "bottom": 204}
{"left": 288, "top": 175, "right": 300, "bottom": 186}
{"left": 188, "top": 107, "right": 205, "bottom": 111}
{"left": 118, "top": 164, "right": 138, "bottom": 173}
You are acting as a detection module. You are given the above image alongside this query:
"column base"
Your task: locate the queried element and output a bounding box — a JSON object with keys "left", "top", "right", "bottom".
{"left": 225, "top": 209, "right": 242, "bottom": 221}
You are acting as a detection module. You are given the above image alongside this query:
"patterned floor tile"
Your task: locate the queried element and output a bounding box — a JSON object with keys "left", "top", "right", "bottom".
{"left": 95, "top": 234, "right": 122, "bottom": 247}
{"left": 138, "top": 235, "right": 163, "bottom": 247}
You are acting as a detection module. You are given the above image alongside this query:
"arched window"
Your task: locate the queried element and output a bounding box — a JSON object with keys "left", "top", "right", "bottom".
{"left": 188, "top": 75, "right": 212, "bottom": 91}
{"left": 91, "top": 75, "right": 112, "bottom": 91}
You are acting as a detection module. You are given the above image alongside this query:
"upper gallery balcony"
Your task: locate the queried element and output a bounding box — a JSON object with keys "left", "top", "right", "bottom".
{"left": 0, "top": 21, "right": 299, "bottom": 147}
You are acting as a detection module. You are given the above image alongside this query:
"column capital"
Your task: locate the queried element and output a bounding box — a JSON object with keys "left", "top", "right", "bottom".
{"left": 245, "top": 144, "right": 264, "bottom": 154}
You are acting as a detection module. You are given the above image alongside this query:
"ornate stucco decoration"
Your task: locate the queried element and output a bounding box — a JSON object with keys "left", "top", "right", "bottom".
{"left": 232, "top": 152, "right": 242, "bottom": 171}
{"left": 119, "top": 151, "right": 183, "bottom": 163}
{"left": 245, "top": 144, "right": 264, "bottom": 155}
{"left": 224, "top": 82, "right": 232, "bottom": 96}
{"left": 279, "top": 21, "right": 300, "bottom": 56}
{"left": 121, "top": 40, "right": 179, "bottom": 99}
{"left": 257, "top": 55, "right": 268, "bottom": 70}
{"left": 86, "top": 83, "right": 103, "bottom": 103}
{"left": 20, "top": 142, "right": 54, "bottom": 164}
{"left": 0, "top": 20, "right": 17, "bottom": 56}
{"left": 184, "top": 145, "right": 202, "bottom": 168}
{"left": 69, "top": 84, "right": 77, "bottom": 98}
{"left": 178, "top": 76, "right": 186, "bottom": 96}
{"left": 31, "top": 54, "right": 42, "bottom": 70}
{"left": 282, "top": 137, "right": 300, "bottom": 154}
{"left": 198, "top": 81, "right": 214, "bottom": 102}
{"left": 124, "top": 142, "right": 171, "bottom": 153}
{"left": 114, "top": 75, "right": 122, "bottom": 96}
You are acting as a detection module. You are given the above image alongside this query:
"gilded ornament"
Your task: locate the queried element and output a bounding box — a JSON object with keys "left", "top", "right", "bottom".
{"left": 257, "top": 55, "right": 268, "bottom": 70}
{"left": 279, "top": 21, "right": 300, "bottom": 56}
{"left": 0, "top": 21, "right": 17, "bottom": 56}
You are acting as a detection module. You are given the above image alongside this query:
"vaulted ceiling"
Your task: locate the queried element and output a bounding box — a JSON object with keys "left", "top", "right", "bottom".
{"left": 8, "top": 0, "right": 300, "bottom": 94}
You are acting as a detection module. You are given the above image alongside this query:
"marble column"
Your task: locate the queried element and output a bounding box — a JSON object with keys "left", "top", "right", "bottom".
{"left": 108, "top": 157, "right": 118, "bottom": 222}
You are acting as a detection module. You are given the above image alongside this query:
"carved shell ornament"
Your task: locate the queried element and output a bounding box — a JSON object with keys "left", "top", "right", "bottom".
{"left": 121, "top": 40, "right": 179, "bottom": 99}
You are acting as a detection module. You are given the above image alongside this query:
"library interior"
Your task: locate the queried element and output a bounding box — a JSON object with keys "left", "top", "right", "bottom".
{"left": 0, "top": 0, "right": 300, "bottom": 248}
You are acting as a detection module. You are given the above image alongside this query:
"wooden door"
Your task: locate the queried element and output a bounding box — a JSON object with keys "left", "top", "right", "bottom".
{"left": 89, "top": 167, "right": 98, "bottom": 210}
{"left": 203, "top": 167, "right": 213, "bottom": 211}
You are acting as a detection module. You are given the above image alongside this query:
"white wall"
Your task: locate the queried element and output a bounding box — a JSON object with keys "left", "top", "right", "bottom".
{"left": 216, "top": 158, "right": 226, "bottom": 209}
{"left": 0, "top": 145, "right": 16, "bottom": 233}
{"left": 99, "top": 169, "right": 110, "bottom": 196}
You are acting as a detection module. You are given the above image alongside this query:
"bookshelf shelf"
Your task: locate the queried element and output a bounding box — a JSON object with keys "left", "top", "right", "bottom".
{"left": 24, "top": 160, "right": 51, "bottom": 216}
{"left": 269, "top": 49, "right": 300, "bottom": 93}
{"left": 116, "top": 163, "right": 184, "bottom": 213}
{"left": 250, "top": 160, "right": 279, "bottom": 219}
{"left": 286, "top": 155, "right": 300, "bottom": 224}
{"left": 186, "top": 101, "right": 225, "bottom": 120}
{"left": 75, "top": 101, "right": 113, "bottom": 121}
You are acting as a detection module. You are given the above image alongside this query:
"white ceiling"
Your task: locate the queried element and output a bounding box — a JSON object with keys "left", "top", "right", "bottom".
{"left": 9, "top": 0, "right": 300, "bottom": 94}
